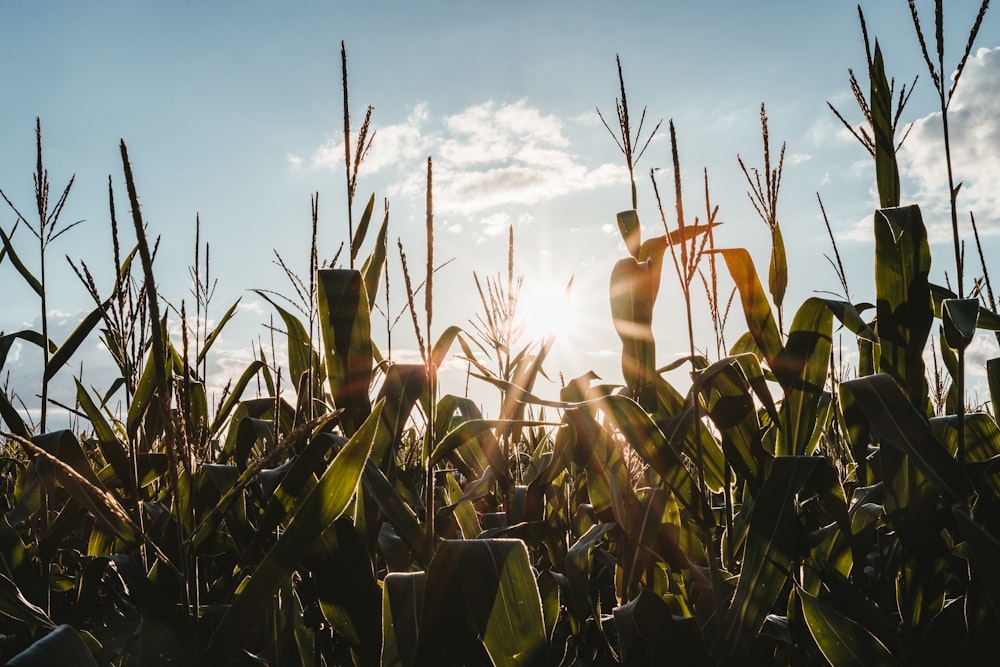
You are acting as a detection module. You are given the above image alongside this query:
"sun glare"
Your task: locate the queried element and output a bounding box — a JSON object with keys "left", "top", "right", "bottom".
{"left": 517, "top": 280, "right": 580, "bottom": 344}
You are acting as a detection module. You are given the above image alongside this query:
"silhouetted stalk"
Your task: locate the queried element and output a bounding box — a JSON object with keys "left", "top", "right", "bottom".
{"left": 908, "top": 0, "right": 990, "bottom": 495}
{"left": 342, "top": 42, "right": 354, "bottom": 267}
{"left": 597, "top": 55, "right": 661, "bottom": 210}
{"left": 423, "top": 157, "right": 436, "bottom": 558}
{"left": 340, "top": 42, "right": 375, "bottom": 271}
{"left": 738, "top": 104, "right": 786, "bottom": 334}
{"left": 309, "top": 193, "right": 319, "bottom": 422}
{"left": 653, "top": 124, "right": 723, "bottom": 617}
{"left": 121, "top": 140, "right": 190, "bottom": 621}
{"left": 0, "top": 120, "right": 78, "bottom": 431}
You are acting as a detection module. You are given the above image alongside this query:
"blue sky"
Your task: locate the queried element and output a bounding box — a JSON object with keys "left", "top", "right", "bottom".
{"left": 1, "top": 1, "right": 999, "bottom": 423}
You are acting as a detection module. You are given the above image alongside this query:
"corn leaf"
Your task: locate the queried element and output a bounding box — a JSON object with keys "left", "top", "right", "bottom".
{"left": 602, "top": 394, "right": 712, "bottom": 525}
{"left": 207, "top": 359, "right": 265, "bottom": 435}
{"left": 317, "top": 268, "right": 373, "bottom": 435}
{"left": 773, "top": 297, "right": 834, "bottom": 456}
{"left": 874, "top": 205, "right": 932, "bottom": 410}
{"left": 617, "top": 209, "right": 641, "bottom": 259}
{"left": 0, "top": 572, "right": 55, "bottom": 633}
{"left": 74, "top": 380, "right": 131, "bottom": 488}
{"left": 0, "top": 227, "right": 42, "bottom": 297}
{"left": 718, "top": 248, "right": 783, "bottom": 369}
{"left": 942, "top": 298, "right": 980, "bottom": 351}
{"left": 253, "top": 290, "right": 320, "bottom": 396}
{"left": 6, "top": 625, "right": 98, "bottom": 667}
{"left": 360, "top": 202, "right": 390, "bottom": 307}
{"left": 954, "top": 510, "right": 1000, "bottom": 615}
{"left": 768, "top": 222, "right": 787, "bottom": 314}
{"left": 430, "top": 419, "right": 554, "bottom": 467}
{"left": 382, "top": 571, "right": 425, "bottom": 667}
{"left": 614, "top": 589, "right": 709, "bottom": 665}
{"left": 412, "top": 539, "right": 548, "bottom": 666}
{"left": 306, "top": 518, "right": 381, "bottom": 666}
{"left": 698, "top": 361, "right": 772, "bottom": 492}
{"left": 44, "top": 300, "right": 110, "bottom": 382}
{"left": 871, "top": 44, "right": 900, "bottom": 208}
{"left": 0, "top": 390, "right": 30, "bottom": 440}
{"left": 203, "top": 399, "right": 383, "bottom": 658}
{"left": 718, "top": 456, "right": 825, "bottom": 663}
{"left": 196, "top": 297, "right": 241, "bottom": 365}
{"left": 351, "top": 192, "right": 377, "bottom": 263}
{"left": 798, "top": 586, "right": 900, "bottom": 667}
{"left": 610, "top": 256, "right": 658, "bottom": 410}
{"left": 566, "top": 523, "right": 615, "bottom": 626}
{"left": 840, "top": 374, "right": 967, "bottom": 500}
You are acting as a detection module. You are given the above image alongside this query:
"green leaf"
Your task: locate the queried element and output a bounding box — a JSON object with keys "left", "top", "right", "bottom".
{"left": 361, "top": 462, "right": 427, "bottom": 566}
{"left": 253, "top": 290, "right": 320, "bottom": 396}
{"left": 614, "top": 589, "right": 709, "bottom": 665}
{"left": 74, "top": 380, "right": 131, "bottom": 488}
{"left": 874, "top": 205, "right": 932, "bottom": 410}
{"left": 44, "top": 301, "right": 110, "bottom": 382}
{"left": 840, "top": 374, "right": 967, "bottom": 500}
{"left": 0, "top": 572, "right": 54, "bottom": 633}
{"left": 374, "top": 363, "right": 426, "bottom": 465}
{"left": 413, "top": 539, "right": 548, "bottom": 666}
{"left": 0, "top": 330, "right": 48, "bottom": 370}
{"left": 566, "top": 523, "right": 615, "bottom": 625}
{"left": 31, "top": 430, "right": 137, "bottom": 543}
{"left": 798, "top": 586, "right": 900, "bottom": 667}
{"left": 718, "top": 456, "right": 825, "bottom": 663}
{"left": 942, "top": 298, "right": 980, "bottom": 351}
{"left": 772, "top": 297, "right": 834, "bottom": 456}
{"left": 0, "top": 227, "right": 43, "bottom": 297}
{"left": 0, "top": 389, "right": 30, "bottom": 440}
{"left": 6, "top": 625, "right": 98, "bottom": 667}
{"left": 307, "top": 518, "right": 382, "bottom": 666}
{"left": 196, "top": 297, "right": 241, "bottom": 365}
{"left": 208, "top": 359, "right": 265, "bottom": 436}
{"left": 768, "top": 222, "right": 787, "bottom": 313}
{"left": 430, "top": 419, "right": 554, "bottom": 468}
{"left": 697, "top": 360, "right": 772, "bottom": 493}
{"left": 602, "top": 394, "right": 712, "bottom": 525}
{"left": 125, "top": 341, "right": 172, "bottom": 441}
{"left": 610, "top": 256, "right": 659, "bottom": 409}
{"left": 823, "top": 300, "right": 877, "bottom": 342}
{"left": 351, "top": 192, "right": 377, "bottom": 263}
{"left": 717, "top": 248, "right": 783, "bottom": 368}
{"left": 382, "top": 571, "right": 425, "bottom": 667}
{"left": 617, "top": 209, "right": 642, "bottom": 259}
{"left": 954, "top": 510, "right": 1000, "bottom": 616}
{"left": 360, "top": 202, "right": 389, "bottom": 307}
{"left": 871, "top": 44, "right": 900, "bottom": 208}
{"left": 317, "top": 269, "right": 373, "bottom": 435}
{"left": 203, "top": 399, "right": 383, "bottom": 659}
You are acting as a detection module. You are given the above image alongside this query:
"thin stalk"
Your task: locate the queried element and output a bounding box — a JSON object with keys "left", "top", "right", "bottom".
{"left": 423, "top": 157, "right": 436, "bottom": 559}
{"left": 907, "top": 0, "right": 991, "bottom": 498}
{"left": 597, "top": 55, "right": 661, "bottom": 210}
{"left": 341, "top": 42, "right": 354, "bottom": 268}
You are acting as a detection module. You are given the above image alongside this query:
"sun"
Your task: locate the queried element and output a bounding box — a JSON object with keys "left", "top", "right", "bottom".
{"left": 516, "top": 278, "right": 580, "bottom": 345}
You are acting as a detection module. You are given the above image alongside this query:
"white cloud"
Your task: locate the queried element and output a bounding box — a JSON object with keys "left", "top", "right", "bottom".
{"left": 312, "top": 102, "right": 431, "bottom": 173}
{"left": 478, "top": 212, "right": 511, "bottom": 239}
{"left": 305, "top": 98, "right": 627, "bottom": 238}
{"left": 287, "top": 153, "right": 303, "bottom": 171}
{"left": 899, "top": 46, "right": 1000, "bottom": 239}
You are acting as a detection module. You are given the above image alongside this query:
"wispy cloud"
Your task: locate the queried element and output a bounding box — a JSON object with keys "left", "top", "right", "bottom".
{"left": 899, "top": 46, "right": 1000, "bottom": 239}
{"left": 304, "top": 98, "right": 626, "bottom": 238}
{"left": 312, "top": 103, "right": 432, "bottom": 173}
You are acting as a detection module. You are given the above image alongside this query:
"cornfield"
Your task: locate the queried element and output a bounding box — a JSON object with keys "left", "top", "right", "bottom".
{"left": 0, "top": 2, "right": 997, "bottom": 665}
